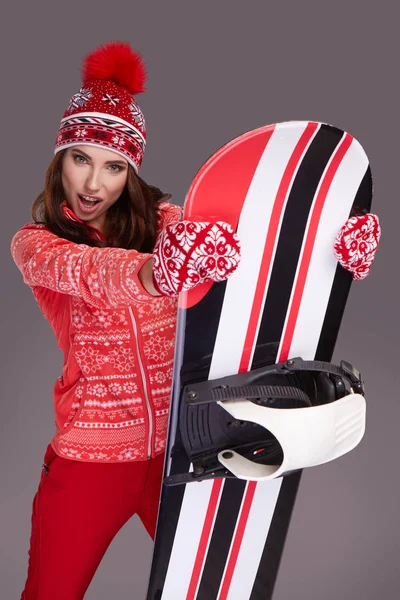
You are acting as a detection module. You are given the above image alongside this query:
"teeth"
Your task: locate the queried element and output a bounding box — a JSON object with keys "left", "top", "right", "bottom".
{"left": 81, "top": 195, "right": 99, "bottom": 203}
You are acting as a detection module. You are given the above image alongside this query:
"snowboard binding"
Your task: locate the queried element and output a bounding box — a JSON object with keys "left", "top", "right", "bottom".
{"left": 164, "top": 357, "right": 365, "bottom": 485}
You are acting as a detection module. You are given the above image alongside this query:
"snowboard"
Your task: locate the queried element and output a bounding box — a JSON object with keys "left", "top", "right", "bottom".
{"left": 145, "top": 121, "right": 372, "bottom": 599}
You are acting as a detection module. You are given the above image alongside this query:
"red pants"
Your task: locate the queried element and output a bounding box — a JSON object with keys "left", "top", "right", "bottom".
{"left": 21, "top": 443, "right": 164, "bottom": 599}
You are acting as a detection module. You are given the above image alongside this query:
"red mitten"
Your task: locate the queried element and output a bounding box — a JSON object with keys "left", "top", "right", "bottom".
{"left": 152, "top": 220, "right": 241, "bottom": 296}
{"left": 334, "top": 213, "right": 381, "bottom": 280}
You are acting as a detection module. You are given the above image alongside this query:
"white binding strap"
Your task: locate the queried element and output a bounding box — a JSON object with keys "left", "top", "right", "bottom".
{"left": 217, "top": 394, "right": 366, "bottom": 480}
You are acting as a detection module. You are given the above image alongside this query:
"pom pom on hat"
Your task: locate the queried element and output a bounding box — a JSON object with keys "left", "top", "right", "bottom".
{"left": 82, "top": 40, "right": 147, "bottom": 95}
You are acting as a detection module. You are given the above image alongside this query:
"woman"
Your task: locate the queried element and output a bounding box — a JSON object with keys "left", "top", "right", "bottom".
{"left": 11, "top": 41, "right": 241, "bottom": 599}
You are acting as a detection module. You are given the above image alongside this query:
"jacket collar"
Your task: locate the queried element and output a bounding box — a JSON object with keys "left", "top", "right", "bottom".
{"left": 62, "top": 201, "right": 106, "bottom": 242}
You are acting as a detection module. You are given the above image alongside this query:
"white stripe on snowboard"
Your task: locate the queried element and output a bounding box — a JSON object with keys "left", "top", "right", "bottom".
{"left": 161, "top": 479, "right": 222, "bottom": 599}
{"left": 210, "top": 121, "right": 315, "bottom": 379}
{"left": 283, "top": 137, "right": 369, "bottom": 359}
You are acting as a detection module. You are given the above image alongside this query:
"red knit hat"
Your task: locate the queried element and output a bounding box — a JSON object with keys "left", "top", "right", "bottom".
{"left": 54, "top": 41, "right": 147, "bottom": 172}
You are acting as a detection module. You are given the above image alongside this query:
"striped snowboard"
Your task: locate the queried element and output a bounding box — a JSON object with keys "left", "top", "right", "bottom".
{"left": 145, "top": 121, "right": 372, "bottom": 599}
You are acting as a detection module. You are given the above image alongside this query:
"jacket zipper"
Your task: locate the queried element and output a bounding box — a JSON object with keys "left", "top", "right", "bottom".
{"left": 128, "top": 306, "right": 153, "bottom": 459}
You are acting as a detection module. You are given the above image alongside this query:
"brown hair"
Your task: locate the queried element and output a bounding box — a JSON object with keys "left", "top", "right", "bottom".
{"left": 31, "top": 149, "right": 171, "bottom": 252}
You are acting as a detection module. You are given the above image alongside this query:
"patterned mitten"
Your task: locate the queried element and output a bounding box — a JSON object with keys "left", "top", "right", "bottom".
{"left": 334, "top": 213, "right": 381, "bottom": 280}
{"left": 152, "top": 220, "right": 241, "bottom": 296}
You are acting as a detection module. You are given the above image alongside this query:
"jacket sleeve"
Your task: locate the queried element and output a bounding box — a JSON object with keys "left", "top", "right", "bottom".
{"left": 11, "top": 202, "right": 182, "bottom": 309}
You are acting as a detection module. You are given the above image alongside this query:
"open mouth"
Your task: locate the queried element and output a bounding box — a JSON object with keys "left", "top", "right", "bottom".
{"left": 77, "top": 194, "right": 102, "bottom": 213}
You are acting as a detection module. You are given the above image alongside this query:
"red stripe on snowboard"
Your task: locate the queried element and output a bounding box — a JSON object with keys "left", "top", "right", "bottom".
{"left": 279, "top": 132, "right": 353, "bottom": 361}
{"left": 186, "top": 479, "right": 224, "bottom": 600}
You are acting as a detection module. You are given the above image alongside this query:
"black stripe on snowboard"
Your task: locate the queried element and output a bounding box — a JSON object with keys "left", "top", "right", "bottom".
{"left": 183, "top": 280, "right": 228, "bottom": 365}
{"left": 196, "top": 479, "right": 247, "bottom": 600}
{"left": 253, "top": 124, "right": 343, "bottom": 364}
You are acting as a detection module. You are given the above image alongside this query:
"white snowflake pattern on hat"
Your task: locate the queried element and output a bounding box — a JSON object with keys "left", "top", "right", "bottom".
{"left": 129, "top": 98, "right": 145, "bottom": 128}
{"left": 102, "top": 94, "right": 120, "bottom": 107}
{"left": 76, "top": 128, "right": 88, "bottom": 137}
{"left": 112, "top": 135, "right": 125, "bottom": 146}
{"left": 67, "top": 88, "right": 93, "bottom": 113}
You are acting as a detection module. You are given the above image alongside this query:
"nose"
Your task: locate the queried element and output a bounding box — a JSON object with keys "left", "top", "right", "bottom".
{"left": 84, "top": 167, "right": 102, "bottom": 193}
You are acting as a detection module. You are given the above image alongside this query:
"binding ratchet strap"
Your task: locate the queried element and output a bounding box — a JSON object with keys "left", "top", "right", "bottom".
{"left": 205, "top": 385, "right": 311, "bottom": 406}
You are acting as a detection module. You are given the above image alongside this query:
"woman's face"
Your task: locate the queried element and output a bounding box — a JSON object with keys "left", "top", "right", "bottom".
{"left": 62, "top": 145, "right": 129, "bottom": 232}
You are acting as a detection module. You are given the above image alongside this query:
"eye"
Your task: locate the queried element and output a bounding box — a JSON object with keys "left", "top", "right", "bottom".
{"left": 108, "top": 164, "right": 125, "bottom": 173}
{"left": 73, "top": 154, "right": 87, "bottom": 164}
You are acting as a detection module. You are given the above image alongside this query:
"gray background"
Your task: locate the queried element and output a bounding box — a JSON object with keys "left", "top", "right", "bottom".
{"left": 1, "top": 2, "right": 398, "bottom": 598}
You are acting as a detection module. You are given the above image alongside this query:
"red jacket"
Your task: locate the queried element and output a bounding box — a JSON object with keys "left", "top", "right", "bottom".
{"left": 11, "top": 202, "right": 181, "bottom": 463}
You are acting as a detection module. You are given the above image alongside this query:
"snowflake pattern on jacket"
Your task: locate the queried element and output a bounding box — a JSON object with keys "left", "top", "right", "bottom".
{"left": 11, "top": 202, "right": 182, "bottom": 463}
